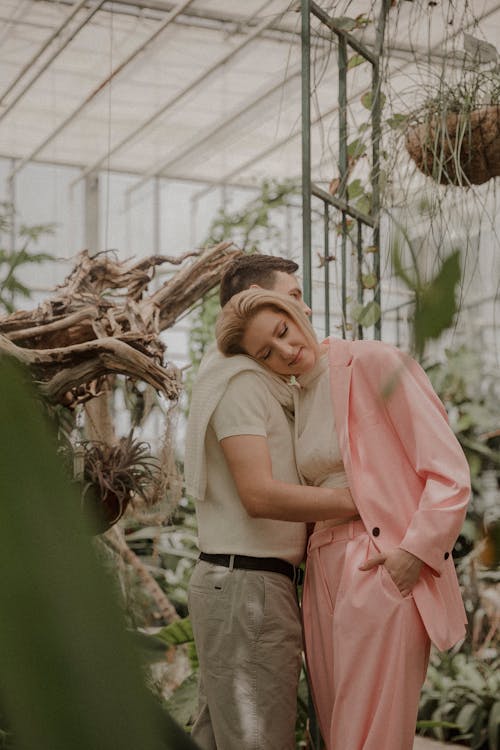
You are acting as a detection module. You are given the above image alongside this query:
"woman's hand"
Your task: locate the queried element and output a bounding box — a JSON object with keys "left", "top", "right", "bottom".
{"left": 359, "top": 548, "right": 423, "bottom": 597}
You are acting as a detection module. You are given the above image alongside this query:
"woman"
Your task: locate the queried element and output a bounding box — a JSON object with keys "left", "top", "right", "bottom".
{"left": 215, "top": 289, "right": 470, "bottom": 750}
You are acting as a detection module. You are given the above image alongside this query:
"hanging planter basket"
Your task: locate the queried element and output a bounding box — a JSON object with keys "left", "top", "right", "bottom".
{"left": 406, "top": 104, "right": 500, "bottom": 186}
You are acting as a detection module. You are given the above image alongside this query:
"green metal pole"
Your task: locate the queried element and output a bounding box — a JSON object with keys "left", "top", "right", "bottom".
{"left": 371, "top": 0, "right": 390, "bottom": 340}
{"left": 356, "top": 219, "right": 364, "bottom": 340}
{"left": 302, "top": 11, "right": 321, "bottom": 743}
{"left": 324, "top": 202, "right": 330, "bottom": 337}
{"left": 338, "top": 35, "right": 348, "bottom": 338}
{"left": 301, "top": 0, "right": 312, "bottom": 310}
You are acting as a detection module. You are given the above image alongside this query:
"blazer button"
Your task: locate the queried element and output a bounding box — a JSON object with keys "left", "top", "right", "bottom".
{"left": 444, "top": 551, "right": 450, "bottom": 560}
{"left": 372, "top": 527, "right": 380, "bottom": 537}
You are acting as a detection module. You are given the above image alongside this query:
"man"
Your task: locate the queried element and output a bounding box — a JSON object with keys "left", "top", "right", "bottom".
{"left": 185, "top": 254, "right": 356, "bottom": 750}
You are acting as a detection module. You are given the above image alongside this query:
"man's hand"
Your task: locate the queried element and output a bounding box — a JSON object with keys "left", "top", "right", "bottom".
{"left": 359, "top": 547, "right": 423, "bottom": 597}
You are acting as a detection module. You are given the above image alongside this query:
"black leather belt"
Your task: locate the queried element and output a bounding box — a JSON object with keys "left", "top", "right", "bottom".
{"left": 199, "top": 552, "right": 304, "bottom": 585}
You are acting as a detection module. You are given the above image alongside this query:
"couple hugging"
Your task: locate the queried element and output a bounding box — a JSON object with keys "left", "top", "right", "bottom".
{"left": 185, "top": 253, "right": 470, "bottom": 750}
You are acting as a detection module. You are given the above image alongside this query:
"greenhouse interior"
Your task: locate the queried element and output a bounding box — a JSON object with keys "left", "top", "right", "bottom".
{"left": 0, "top": 1, "right": 498, "bottom": 749}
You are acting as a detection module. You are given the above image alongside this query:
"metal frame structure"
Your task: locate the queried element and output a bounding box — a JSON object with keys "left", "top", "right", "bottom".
{"left": 3, "top": 1, "right": 499, "bottom": 188}
{"left": 8, "top": 0, "right": 197, "bottom": 181}
{"left": 1, "top": 0, "right": 500, "bottom": 310}
{"left": 301, "top": 0, "right": 391, "bottom": 341}
{"left": 69, "top": 10, "right": 284, "bottom": 189}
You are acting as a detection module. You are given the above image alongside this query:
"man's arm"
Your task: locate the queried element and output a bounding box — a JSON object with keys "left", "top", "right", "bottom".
{"left": 220, "top": 433, "right": 357, "bottom": 522}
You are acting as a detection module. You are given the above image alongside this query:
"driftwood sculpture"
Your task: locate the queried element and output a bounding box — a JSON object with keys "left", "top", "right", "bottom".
{"left": 0, "top": 241, "right": 242, "bottom": 406}
{"left": 0, "top": 241, "right": 243, "bottom": 613}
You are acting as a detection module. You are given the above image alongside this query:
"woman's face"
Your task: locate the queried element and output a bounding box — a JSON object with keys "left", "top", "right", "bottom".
{"left": 241, "top": 307, "right": 318, "bottom": 377}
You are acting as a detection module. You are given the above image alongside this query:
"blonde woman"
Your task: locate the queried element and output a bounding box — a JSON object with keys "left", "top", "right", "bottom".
{"left": 215, "top": 289, "right": 470, "bottom": 750}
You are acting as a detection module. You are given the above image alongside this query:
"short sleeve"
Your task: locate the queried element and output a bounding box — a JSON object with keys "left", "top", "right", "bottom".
{"left": 211, "top": 371, "right": 269, "bottom": 441}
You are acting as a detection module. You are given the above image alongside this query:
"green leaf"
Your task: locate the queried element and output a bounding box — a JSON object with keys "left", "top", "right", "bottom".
{"left": 0, "top": 358, "right": 197, "bottom": 750}
{"left": 457, "top": 702, "right": 480, "bottom": 733}
{"left": 355, "top": 193, "right": 372, "bottom": 215}
{"left": 347, "top": 54, "right": 365, "bottom": 70}
{"left": 157, "top": 617, "right": 194, "bottom": 647}
{"left": 347, "top": 138, "right": 367, "bottom": 159}
{"left": 414, "top": 251, "right": 461, "bottom": 356}
{"left": 351, "top": 300, "right": 381, "bottom": 327}
{"left": 361, "top": 91, "right": 387, "bottom": 110}
{"left": 165, "top": 673, "right": 199, "bottom": 728}
{"left": 347, "top": 179, "right": 364, "bottom": 199}
{"left": 1, "top": 278, "right": 31, "bottom": 297}
{"left": 18, "top": 222, "right": 56, "bottom": 240}
{"left": 330, "top": 14, "right": 370, "bottom": 31}
{"left": 488, "top": 701, "right": 500, "bottom": 750}
{"left": 385, "top": 113, "right": 409, "bottom": 130}
{"left": 330, "top": 16, "right": 358, "bottom": 31}
{"left": 362, "top": 273, "right": 377, "bottom": 289}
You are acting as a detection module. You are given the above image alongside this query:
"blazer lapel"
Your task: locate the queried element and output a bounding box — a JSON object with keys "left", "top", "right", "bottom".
{"left": 328, "top": 337, "right": 353, "bottom": 475}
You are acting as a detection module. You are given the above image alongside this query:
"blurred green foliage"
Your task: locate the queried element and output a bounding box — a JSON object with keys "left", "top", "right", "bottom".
{"left": 0, "top": 356, "right": 198, "bottom": 750}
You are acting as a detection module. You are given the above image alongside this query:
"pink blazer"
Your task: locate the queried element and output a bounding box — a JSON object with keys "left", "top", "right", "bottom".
{"left": 328, "top": 337, "right": 470, "bottom": 651}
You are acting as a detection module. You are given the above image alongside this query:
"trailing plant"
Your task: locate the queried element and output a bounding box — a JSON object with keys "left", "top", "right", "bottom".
{"left": 405, "top": 34, "right": 500, "bottom": 186}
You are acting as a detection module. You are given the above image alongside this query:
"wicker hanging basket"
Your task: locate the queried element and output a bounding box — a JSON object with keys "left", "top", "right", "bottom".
{"left": 406, "top": 105, "right": 500, "bottom": 186}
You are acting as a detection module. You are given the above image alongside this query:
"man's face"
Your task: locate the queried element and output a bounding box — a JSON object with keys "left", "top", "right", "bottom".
{"left": 258, "top": 271, "right": 312, "bottom": 316}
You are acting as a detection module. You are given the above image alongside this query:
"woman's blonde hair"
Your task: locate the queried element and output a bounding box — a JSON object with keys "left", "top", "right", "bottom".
{"left": 216, "top": 288, "right": 318, "bottom": 358}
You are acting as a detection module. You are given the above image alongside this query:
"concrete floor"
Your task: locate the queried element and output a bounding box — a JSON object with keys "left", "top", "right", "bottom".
{"left": 414, "top": 737, "right": 467, "bottom": 749}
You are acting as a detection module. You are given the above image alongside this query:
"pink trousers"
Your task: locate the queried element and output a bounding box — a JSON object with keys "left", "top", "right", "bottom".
{"left": 302, "top": 519, "right": 431, "bottom": 750}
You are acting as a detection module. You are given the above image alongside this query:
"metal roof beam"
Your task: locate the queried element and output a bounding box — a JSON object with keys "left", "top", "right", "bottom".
{"left": 8, "top": 0, "right": 197, "bottom": 181}
{"left": 191, "top": 0, "right": 500, "bottom": 202}
{"left": 0, "top": 0, "right": 106, "bottom": 123}
{"left": 0, "top": 0, "right": 88, "bottom": 104}
{"left": 70, "top": 10, "right": 281, "bottom": 188}
{"left": 189, "top": 60, "right": 412, "bottom": 204}
{"left": 0, "top": 150, "right": 254, "bottom": 188}
{"left": 0, "top": 0, "right": 33, "bottom": 48}
{"left": 43, "top": 0, "right": 305, "bottom": 39}
{"left": 125, "top": 51, "right": 327, "bottom": 196}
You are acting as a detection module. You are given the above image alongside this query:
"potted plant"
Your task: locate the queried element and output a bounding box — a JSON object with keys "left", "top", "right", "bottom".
{"left": 405, "top": 34, "right": 500, "bottom": 186}
{"left": 79, "top": 432, "right": 160, "bottom": 534}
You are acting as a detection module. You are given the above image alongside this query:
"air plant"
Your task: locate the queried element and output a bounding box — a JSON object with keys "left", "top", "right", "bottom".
{"left": 80, "top": 432, "right": 160, "bottom": 534}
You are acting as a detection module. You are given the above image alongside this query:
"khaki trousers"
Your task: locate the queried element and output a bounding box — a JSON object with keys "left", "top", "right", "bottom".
{"left": 188, "top": 559, "right": 302, "bottom": 750}
{"left": 302, "top": 520, "right": 431, "bottom": 750}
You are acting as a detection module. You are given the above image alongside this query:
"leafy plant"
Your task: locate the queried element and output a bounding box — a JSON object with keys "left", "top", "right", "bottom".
{"left": 0, "top": 356, "right": 197, "bottom": 750}
{"left": 418, "top": 651, "right": 500, "bottom": 749}
{"left": 426, "top": 346, "right": 500, "bottom": 486}
{"left": 391, "top": 222, "right": 462, "bottom": 358}
{"left": 0, "top": 202, "right": 56, "bottom": 313}
{"left": 425, "top": 345, "right": 500, "bottom": 572}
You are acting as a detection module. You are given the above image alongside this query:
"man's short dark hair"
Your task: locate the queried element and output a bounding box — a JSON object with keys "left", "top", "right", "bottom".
{"left": 219, "top": 254, "right": 299, "bottom": 307}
